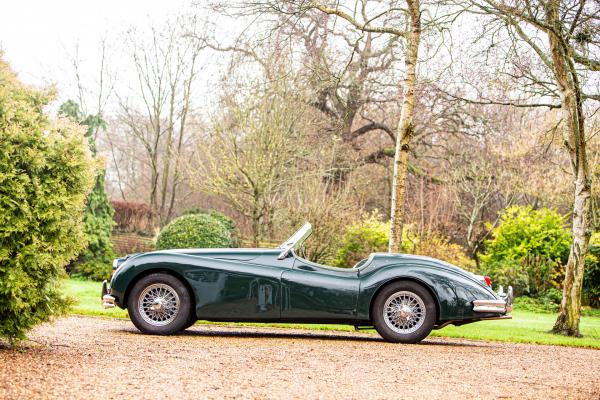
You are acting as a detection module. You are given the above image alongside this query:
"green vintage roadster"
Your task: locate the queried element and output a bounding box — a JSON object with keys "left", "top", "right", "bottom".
{"left": 102, "top": 223, "right": 512, "bottom": 343}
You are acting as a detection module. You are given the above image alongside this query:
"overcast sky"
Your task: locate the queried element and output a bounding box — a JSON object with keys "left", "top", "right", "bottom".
{"left": 0, "top": 0, "right": 195, "bottom": 98}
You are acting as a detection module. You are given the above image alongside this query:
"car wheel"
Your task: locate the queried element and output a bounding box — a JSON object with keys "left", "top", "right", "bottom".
{"left": 372, "top": 281, "right": 436, "bottom": 344}
{"left": 127, "top": 273, "right": 192, "bottom": 335}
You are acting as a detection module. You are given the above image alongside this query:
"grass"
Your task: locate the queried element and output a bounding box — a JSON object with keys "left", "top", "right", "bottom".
{"left": 68, "top": 278, "right": 128, "bottom": 319}
{"left": 64, "top": 279, "right": 600, "bottom": 349}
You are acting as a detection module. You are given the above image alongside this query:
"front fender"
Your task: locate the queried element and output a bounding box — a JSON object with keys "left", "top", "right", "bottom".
{"left": 109, "top": 252, "right": 188, "bottom": 308}
{"left": 357, "top": 263, "right": 497, "bottom": 322}
{"left": 110, "top": 252, "right": 229, "bottom": 308}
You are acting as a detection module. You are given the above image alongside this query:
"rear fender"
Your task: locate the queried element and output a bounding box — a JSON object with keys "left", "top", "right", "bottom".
{"left": 357, "top": 263, "right": 497, "bottom": 321}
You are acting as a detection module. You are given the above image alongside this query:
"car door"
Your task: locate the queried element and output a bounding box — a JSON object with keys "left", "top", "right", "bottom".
{"left": 280, "top": 256, "right": 360, "bottom": 322}
{"left": 191, "top": 254, "right": 293, "bottom": 321}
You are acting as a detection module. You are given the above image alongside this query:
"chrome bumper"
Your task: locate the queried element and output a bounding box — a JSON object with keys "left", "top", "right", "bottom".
{"left": 103, "top": 295, "right": 116, "bottom": 309}
{"left": 101, "top": 280, "right": 116, "bottom": 309}
{"left": 473, "top": 285, "right": 513, "bottom": 313}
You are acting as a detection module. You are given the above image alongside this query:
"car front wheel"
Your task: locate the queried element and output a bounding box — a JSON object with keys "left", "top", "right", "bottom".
{"left": 127, "top": 273, "right": 192, "bottom": 335}
{"left": 372, "top": 281, "right": 436, "bottom": 343}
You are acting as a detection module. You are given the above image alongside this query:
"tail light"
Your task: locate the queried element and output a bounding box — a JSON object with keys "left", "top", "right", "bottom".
{"left": 484, "top": 275, "right": 491, "bottom": 287}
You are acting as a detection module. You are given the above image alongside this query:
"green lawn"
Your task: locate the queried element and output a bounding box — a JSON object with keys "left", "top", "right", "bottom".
{"left": 65, "top": 279, "right": 600, "bottom": 349}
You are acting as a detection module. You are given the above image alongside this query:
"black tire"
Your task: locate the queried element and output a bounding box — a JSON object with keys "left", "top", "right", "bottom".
{"left": 372, "top": 281, "right": 436, "bottom": 344}
{"left": 182, "top": 312, "right": 198, "bottom": 331}
{"left": 127, "top": 273, "right": 192, "bottom": 335}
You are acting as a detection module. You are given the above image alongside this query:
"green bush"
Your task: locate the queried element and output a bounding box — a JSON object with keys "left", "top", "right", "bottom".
{"left": 512, "top": 294, "right": 600, "bottom": 315}
{"left": 156, "top": 214, "right": 232, "bottom": 250}
{"left": 0, "top": 58, "right": 95, "bottom": 343}
{"left": 542, "top": 287, "right": 563, "bottom": 305}
{"left": 181, "top": 208, "right": 240, "bottom": 247}
{"left": 584, "top": 233, "right": 600, "bottom": 307}
{"left": 411, "top": 234, "right": 476, "bottom": 271}
{"left": 332, "top": 215, "right": 474, "bottom": 269}
{"left": 480, "top": 205, "right": 571, "bottom": 296}
{"left": 513, "top": 296, "right": 560, "bottom": 313}
{"left": 333, "top": 216, "right": 390, "bottom": 267}
{"left": 70, "top": 172, "right": 115, "bottom": 281}
{"left": 59, "top": 100, "right": 115, "bottom": 281}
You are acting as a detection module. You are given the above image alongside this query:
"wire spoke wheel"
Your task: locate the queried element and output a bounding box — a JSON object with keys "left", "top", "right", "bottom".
{"left": 138, "top": 283, "right": 180, "bottom": 326}
{"left": 383, "top": 291, "right": 426, "bottom": 334}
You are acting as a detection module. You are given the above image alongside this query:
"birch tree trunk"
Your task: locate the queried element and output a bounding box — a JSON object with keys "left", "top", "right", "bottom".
{"left": 389, "top": 0, "right": 421, "bottom": 253}
{"left": 545, "top": 0, "right": 591, "bottom": 337}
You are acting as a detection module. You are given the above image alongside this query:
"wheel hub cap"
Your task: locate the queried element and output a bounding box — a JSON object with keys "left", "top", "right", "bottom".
{"left": 397, "top": 305, "right": 413, "bottom": 320}
{"left": 383, "top": 291, "right": 426, "bottom": 334}
{"left": 151, "top": 298, "right": 164, "bottom": 312}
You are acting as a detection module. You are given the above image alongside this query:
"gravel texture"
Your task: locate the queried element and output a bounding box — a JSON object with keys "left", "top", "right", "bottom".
{"left": 0, "top": 316, "right": 598, "bottom": 399}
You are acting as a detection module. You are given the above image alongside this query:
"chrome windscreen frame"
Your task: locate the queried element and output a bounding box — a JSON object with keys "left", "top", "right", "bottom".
{"left": 277, "top": 222, "right": 312, "bottom": 260}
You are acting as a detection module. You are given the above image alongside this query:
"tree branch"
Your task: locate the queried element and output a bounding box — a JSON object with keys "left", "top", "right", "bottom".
{"left": 440, "top": 88, "right": 561, "bottom": 108}
{"left": 308, "top": 2, "right": 408, "bottom": 37}
{"left": 573, "top": 53, "right": 600, "bottom": 71}
{"left": 363, "top": 147, "right": 395, "bottom": 164}
{"left": 348, "top": 121, "right": 396, "bottom": 142}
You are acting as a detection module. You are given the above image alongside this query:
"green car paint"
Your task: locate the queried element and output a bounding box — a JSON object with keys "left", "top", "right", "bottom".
{"left": 108, "top": 247, "right": 504, "bottom": 328}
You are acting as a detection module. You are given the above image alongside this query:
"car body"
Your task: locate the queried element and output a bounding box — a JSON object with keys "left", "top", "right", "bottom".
{"left": 102, "top": 223, "right": 512, "bottom": 343}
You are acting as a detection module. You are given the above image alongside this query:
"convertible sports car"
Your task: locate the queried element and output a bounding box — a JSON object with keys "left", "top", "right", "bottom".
{"left": 102, "top": 223, "right": 512, "bottom": 343}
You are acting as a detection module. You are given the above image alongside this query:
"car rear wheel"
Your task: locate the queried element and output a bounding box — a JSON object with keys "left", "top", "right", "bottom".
{"left": 372, "top": 281, "right": 436, "bottom": 343}
{"left": 127, "top": 273, "right": 192, "bottom": 335}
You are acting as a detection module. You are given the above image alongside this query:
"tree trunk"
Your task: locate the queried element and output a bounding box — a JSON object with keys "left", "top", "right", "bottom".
{"left": 554, "top": 158, "right": 591, "bottom": 336}
{"left": 251, "top": 213, "right": 261, "bottom": 248}
{"left": 389, "top": 0, "right": 421, "bottom": 253}
{"left": 545, "top": 0, "right": 591, "bottom": 337}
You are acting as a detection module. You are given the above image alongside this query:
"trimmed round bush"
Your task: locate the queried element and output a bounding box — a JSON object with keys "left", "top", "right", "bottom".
{"left": 180, "top": 208, "right": 240, "bottom": 246}
{"left": 156, "top": 214, "right": 232, "bottom": 250}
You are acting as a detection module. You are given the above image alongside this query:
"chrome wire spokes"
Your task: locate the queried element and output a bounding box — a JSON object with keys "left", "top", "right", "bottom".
{"left": 138, "top": 283, "right": 180, "bottom": 326}
{"left": 383, "top": 291, "right": 426, "bottom": 334}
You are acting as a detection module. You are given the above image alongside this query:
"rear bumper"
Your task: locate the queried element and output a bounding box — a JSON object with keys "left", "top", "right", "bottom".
{"left": 101, "top": 280, "right": 116, "bottom": 309}
{"left": 473, "top": 285, "right": 513, "bottom": 313}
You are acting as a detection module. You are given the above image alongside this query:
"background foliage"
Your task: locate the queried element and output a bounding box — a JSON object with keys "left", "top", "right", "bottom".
{"left": 155, "top": 213, "right": 233, "bottom": 250}
{"left": 0, "top": 58, "right": 95, "bottom": 342}
{"left": 59, "top": 100, "right": 115, "bottom": 281}
{"left": 584, "top": 233, "right": 600, "bottom": 307}
{"left": 181, "top": 208, "right": 240, "bottom": 246}
{"left": 333, "top": 215, "right": 475, "bottom": 270}
{"left": 112, "top": 201, "right": 155, "bottom": 235}
{"left": 480, "top": 206, "right": 571, "bottom": 296}
{"left": 333, "top": 216, "right": 392, "bottom": 267}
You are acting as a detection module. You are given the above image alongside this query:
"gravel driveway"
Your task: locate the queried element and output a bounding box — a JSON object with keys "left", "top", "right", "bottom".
{"left": 0, "top": 316, "right": 598, "bottom": 399}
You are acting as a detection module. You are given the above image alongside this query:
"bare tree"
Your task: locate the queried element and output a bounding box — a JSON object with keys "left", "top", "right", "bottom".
{"left": 194, "top": 6, "right": 405, "bottom": 180}
{"left": 116, "top": 17, "right": 204, "bottom": 225}
{"left": 191, "top": 78, "right": 308, "bottom": 246}
{"left": 275, "top": 132, "right": 363, "bottom": 262}
{"left": 294, "top": 1, "right": 423, "bottom": 252}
